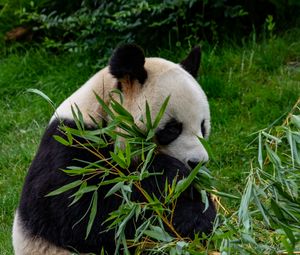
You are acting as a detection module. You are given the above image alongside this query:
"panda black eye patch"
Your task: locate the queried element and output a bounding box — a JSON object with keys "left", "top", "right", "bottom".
{"left": 155, "top": 119, "right": 183, "bottom": 145}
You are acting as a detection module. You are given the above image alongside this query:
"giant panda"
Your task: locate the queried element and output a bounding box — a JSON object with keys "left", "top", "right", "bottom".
{"left": 12, "top": 44, "right": 216, "bottom": 255}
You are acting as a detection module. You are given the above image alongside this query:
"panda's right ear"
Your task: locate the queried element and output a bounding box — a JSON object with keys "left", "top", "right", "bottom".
{"left": 180, "top": 46, "right": 201, "bottom": 78}
{"left": 109, "top": 44, "right": 148, "bottom": 85}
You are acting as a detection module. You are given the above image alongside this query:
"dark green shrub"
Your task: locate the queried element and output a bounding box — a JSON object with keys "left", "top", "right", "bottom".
{"left": 10, "top": 0, "right": 250, "bottom": 52}
{"left": 2, "top": 0, "right": 300, "bottom": 53}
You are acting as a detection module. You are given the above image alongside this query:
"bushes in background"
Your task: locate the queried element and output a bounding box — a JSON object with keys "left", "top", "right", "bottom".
{"left": 1, "top": 0, "right": 300, "bottom": 53}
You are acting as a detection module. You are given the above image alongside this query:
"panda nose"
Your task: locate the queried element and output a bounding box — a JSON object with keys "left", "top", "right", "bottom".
{"left": 187, "top": 160, "right": 203, "bottom": 169}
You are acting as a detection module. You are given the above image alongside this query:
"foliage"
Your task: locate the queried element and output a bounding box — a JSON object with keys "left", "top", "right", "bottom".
{"left": 1, "top": 0, "right": 300, "bottom": 54}
{"left": 3, "top": 0, "right": 299, "bottom": 53}
{"left": 209, "top": 100, "right": 300, "bottom": 254}
{"left": 10, "top": 0, "right": 249, "bottom": 53}
{"left": 1, "top": 0, "right": 299, "bottom": 53}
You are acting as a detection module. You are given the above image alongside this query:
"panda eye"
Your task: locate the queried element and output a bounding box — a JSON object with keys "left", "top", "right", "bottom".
{"left": 155, "top": 119, "right": 183, "bottom": 145}
{"left": 201, "top": 120, "right": 206, "bottom": 137}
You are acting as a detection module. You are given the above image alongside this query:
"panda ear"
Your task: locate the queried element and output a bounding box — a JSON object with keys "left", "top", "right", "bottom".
{"left": 180, "top": 46, "right": 201, "bottom": 78}
{"left": 109, "top": 44, "right": 148, "bottom": 85}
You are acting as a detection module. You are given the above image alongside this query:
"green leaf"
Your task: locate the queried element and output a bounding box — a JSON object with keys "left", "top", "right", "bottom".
{"left": 46, "top": 180, "right": 82, "bottom": 197}
{"left": 152, "top": 95, "right": 170, "bottom": 129}
{"left": 71, "top": 105, "right": 83, "bottom": 130}
{"left": 85, "top": 191, "right": 98, "bottom": 239}
{"left": 287, "top": 129, "right": 300, "bottom": 167}
{"left": 110, "top": 151, "right": 127, "bottom": 169}
{"left": 105, "top": 182, "right": 124, "bottom": 198}
{"left": 270, "top": 199, "right": 285, "bottom": 222}
{"left": 262, "top": 131, "right": 282, "bottom": 143}
{"left": 292, "top": 134, "right": 300, "bottom": 165}
{"left": 198, "top": 137, "right": 216, "bottom": 163}
{"left": 139, "top": 147, "right": 155, "bottom": 180}
{"left": 208, "top": 189, "right": 240, "bottom": 200}
{"left": 110, "top": 98, "right": 134, "bottom": 122}
{"left": 201, "top": 189, "right": 209, "bottom": 212}
{"left": 116, "top": 204, "right": 137, "bottom": 238}
{"left": 145, "top": 101, "right": 152, "bottom": 130}
{"left": 69, "top": 181, "right": 87, "bottom": 206}
{"left": 71, "top": 185, "right": 98, "bottom": 197}
{"left": 174, "top": 163, "right": 201, "bottom": 200}
{"left": 241, "top": 233, "right": 256, "bottom": 245}
{"left": 252, "top": 187, "right": 270, "bottom": 226}
{"left": 94, "top": 93, "right": 115, "bottom": 119}
{"left": 265, "top": 144, "right": 282, "bottom": 168}
{"left": 134, "top": 218, "right": 151, "bottom": 240}
{"left": 258, "top": 132, "right": 263, "bottom": 169}
{"left": 144, "top": 225, "right": 173, "bottom": 242}
{"left": 291, "top": 114, "right": 300, "bottom": 128}
{"left": 110, "top": 89, "right": 124, "bottom": 104}
{"left": 238, "top": 173, "right": 253, "bottom": 230}
{"left": 27, "top": 88, "right": 56, "bottom": 110}
{"left": 122, "top": 185, "right": 132, "bottom": 193}
{"left": 66, "top": 130, "right": 73, "bottom": 145}
{"left": 53, "top": 135, "right": 70, "bottom": 146}
{"left": 146, "top": 128, "right": 155, "bottom": 141}
{"left": 75, "top": 104, "right": 84, "bottom": 129}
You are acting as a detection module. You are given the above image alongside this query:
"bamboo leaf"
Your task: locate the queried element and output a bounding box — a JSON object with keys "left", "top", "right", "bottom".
{"left": 111, "top": 98, "right": 134, "bottom": 122}
{"left": 105, "top": 182, "right": 124, "bottom": 198}
{"left": 75, "top": 104, "right": 84, "bottom": 129}
{"left": 85, "top": 191, "right": 98, "bottom": 239}
{"left": 201, "top": 189, "right": 209, "bottom": 212}
{"left": 144, "top": 225, "right": 173, "bottom": 242}
{"left": 291, "top": 114, "right": 300, "bottom": 129}
{"left": 258, "top": 132, "right": 263, "bottom": 169}
{"left": 139, "top": 148, "right": 155, "bottom": 179}
{"left": 238, "top": 174, "right": 253, "bottom": 230}
{"left": 27, "top": 88, "right": 56, "bottom": 109}
{"left": 94, "top": 93, "right": 115, "bottom": 118}
{"left": 262, "top": 131, "right": 282, "bottom": 143}
{"left": 145, "top": 101, "right": 152, "bottom": 130}
{"left": 266, "top": 144, "right": 282, "bottom": 168}
{"left": 46, "top": 180, "right": 82, "bottom": 197}
{"left": 110, "top": 151, "right": 127, "bottom": 169}
{"left": 66, "top": 130, "right": 73, "bottom": 145}
{"left": 208, "top": 189, "right": 240, "bottom": 200}
{"left": 174, "top": 163, "right": 201, "bottom": 199}
{"left": 71, "top": 105, "right": 82, "bottom": 130}
{"left": 116, "top": 204, "right": 137, "bottom": 238}
{"left": 252, "top": 187, "right": 271, "bottom": 226}
{"left": 198, "top": 137, "right": 215, "bottom": 162}
{"left": 53, "top": 135, "right": 70, "bottom": 146}
{"left": 292, "top": 134, "right": 300, "bottom": 165}
{"left": 69, "top": 181, "right": 87, "bottom": 206}
{"left": 152, "top": 96, "right": 170, "bottom": 129}
{"left": 71, "top": 185, "right": 98, "bottom": 197}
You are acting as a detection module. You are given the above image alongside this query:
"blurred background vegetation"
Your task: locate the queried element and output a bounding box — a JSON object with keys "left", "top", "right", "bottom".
{"left": 1, "top": 0, "right": 300, "bottom": 54}
{"left": 0, "top": 0, "right": 300, "bottom": 254}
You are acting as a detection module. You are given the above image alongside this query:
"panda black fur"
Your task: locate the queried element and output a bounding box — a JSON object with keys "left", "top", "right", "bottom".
{"left": 13, "top": 45, "right": 216, "bottom": 255}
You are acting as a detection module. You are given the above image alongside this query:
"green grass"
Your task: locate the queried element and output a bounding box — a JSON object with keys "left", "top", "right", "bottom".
{"left": 0, "top": 50, "right": 97, "bottom": 254}
{"left": 0, "top": 31, "right": 300, "bottom": 254}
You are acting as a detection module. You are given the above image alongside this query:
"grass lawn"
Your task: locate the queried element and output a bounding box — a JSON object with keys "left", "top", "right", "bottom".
{"left": 1, "top": 30, "right": 300, "bottom": 254}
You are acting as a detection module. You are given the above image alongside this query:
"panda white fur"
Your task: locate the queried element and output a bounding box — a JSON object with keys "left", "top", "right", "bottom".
{"left": 12, "top": 44, "right": 216, "bottom": 254}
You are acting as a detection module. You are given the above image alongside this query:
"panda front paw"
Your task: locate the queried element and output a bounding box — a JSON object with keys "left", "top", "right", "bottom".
{"left": 172, "top": 194, "right": 216, "bottom": 238}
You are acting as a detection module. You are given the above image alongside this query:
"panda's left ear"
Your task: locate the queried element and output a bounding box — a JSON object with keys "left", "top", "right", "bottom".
{"left": 180, "top": 46, "right": 201, "bottom": 78}
{"left": 109, "top": 44, "right": 148, "bottom": 85}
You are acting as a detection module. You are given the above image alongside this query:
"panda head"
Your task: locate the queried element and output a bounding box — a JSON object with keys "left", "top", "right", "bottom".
{"left": 109, "top": 44, "right": 210, "bottom": 169}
